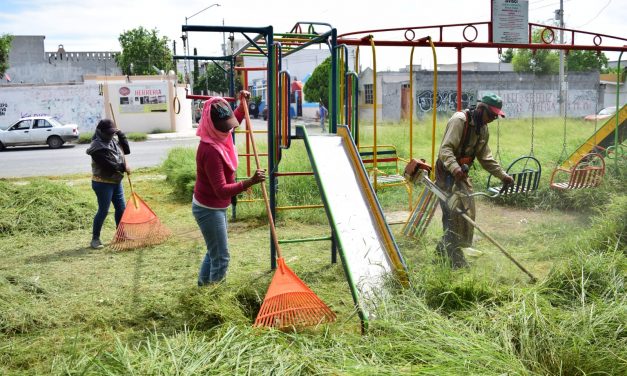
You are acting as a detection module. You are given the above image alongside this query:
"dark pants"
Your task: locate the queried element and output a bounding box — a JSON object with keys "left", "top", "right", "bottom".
{"left": 435, "top": 161, "right": 475, "bottom": 268}
{"left": 91, "top": 180, "right": 126, "bottom": 240}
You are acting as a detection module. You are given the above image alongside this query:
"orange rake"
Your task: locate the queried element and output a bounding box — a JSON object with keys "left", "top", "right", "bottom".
{"left": 107, "top": 103, "right": 171, "bottom": 251}
{"left": 110, "top": 175, "right": 171, "bottom": 251}
{"left": 239, "top": 98, "right": 336, "bottom": 329}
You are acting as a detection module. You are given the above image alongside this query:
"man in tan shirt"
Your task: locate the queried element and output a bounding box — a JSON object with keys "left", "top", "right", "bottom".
{"left": 435, "top": 93, "right": 514, "bottom": 268}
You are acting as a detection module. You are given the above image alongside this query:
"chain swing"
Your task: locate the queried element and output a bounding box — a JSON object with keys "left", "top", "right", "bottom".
{"left": 486, "top": 50, "right": 542, "bottom": 195}
{"left": 549, "top": 52, "right": 606, "bottom": 190}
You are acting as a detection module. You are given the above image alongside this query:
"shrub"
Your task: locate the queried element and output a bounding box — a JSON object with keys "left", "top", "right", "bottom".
{"left": 77, "top": 132, "right": 93, "bottom": 144}
{"left": 162, "top": 147, "right": 197, "bottom": 200}
{"left": 125, "top": 132, "right": 147, "bottom": 142}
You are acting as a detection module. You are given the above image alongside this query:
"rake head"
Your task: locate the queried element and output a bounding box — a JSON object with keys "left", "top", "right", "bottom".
{"left": 254, "top": 258, "right": 336, "bottom": 329}
{"left": 110, "top": 192, "right": 171, "bottom": 251}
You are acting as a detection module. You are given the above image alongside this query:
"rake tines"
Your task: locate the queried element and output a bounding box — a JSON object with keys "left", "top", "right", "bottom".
{"left": 110, "top": 192, "right": 171, "bottom": 251}
{"left": 254, "top": 258, "right": 336, "bottom": 329}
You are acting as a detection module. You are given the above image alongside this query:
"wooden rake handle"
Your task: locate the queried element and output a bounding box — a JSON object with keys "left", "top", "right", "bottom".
{"left": 109, "top": 102, "right": 137, "bottom": 207}
{"left": 241, "top": 97, "right": 282, "bottom": 259}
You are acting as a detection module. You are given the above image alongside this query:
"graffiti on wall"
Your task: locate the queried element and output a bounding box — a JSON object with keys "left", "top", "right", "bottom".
{"left": 479, "top": 90, "right": 597, "bottom": 118}
{"left": 416, "top": 90, "right": 475, "bottom": 113}
{"left": 0, "top": 85, "right": 103, "bottom": 130}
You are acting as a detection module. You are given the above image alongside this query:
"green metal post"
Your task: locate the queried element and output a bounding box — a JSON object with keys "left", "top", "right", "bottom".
{"left": 615, "top": 51, "right": 623, "bottom": 175}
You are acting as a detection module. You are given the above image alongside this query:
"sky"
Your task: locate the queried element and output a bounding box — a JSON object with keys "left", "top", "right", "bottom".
{"left": 0, "top": 0, "right": 625, "bottom": 70}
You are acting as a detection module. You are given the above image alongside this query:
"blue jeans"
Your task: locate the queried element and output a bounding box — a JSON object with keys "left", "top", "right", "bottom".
{"left": 192, "top": 203, "right": 230, "bottom": 285}
{"left": 92, "top": 180, "right": 126, "bottom": 240}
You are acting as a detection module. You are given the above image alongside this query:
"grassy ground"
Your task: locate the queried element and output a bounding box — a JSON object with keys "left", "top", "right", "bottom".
{"left": 1, "top": 116, "right": 625, "bottom": 375}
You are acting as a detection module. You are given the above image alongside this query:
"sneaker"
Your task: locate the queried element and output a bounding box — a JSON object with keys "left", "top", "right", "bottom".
{"left": 90, "top": 239, "right": 104, "bottom": 249}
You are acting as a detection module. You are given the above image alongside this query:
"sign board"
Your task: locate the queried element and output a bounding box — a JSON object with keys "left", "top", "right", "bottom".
{"left": 117, "top": 84, "right": 168, "bottom": 113}
{"left": 492, "top": 0, "right": 529, "bottom": 44}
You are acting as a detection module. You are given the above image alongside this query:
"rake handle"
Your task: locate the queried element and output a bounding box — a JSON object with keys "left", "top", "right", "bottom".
{"left": 241, "top": 97, "right": 283, "bottom": 259}
{"left": 109, "top": 102, "right": 137, "bottom": 207}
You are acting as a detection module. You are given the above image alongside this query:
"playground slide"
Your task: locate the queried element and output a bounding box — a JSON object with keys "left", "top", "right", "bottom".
{"left": 299, "top": 125, "right": 408, "bottom": 327}
{"left": 562, "top": 104, "right": 627, "bottom": 168}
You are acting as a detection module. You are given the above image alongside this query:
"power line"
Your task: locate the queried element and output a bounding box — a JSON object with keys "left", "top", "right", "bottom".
{"left": 530, "top": 0, "right": 571, "bottom": 11}
{"left": 575, "top": 0, "right": 612, "bottom": 28}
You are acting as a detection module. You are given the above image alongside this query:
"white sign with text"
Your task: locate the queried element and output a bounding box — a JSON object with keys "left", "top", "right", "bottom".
{"left": 493, "top": 0, "right": 529, "bottom": 44}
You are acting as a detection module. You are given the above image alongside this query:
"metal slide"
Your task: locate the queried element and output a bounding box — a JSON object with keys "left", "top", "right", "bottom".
{"left": 299, "top": 125, "right": 408, "bottom": 328}
{"left": 561, "top": 104, "right": 627, "bottom": 168}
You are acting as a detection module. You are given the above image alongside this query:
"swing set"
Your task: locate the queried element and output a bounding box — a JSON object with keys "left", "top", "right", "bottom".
{"left": 487, "top": 54, "right": 541, "bottom": 195}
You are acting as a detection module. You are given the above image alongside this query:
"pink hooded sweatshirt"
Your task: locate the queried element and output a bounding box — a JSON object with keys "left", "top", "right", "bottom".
{"left": 193, "top": 97, "right": 245, "bottom": 209}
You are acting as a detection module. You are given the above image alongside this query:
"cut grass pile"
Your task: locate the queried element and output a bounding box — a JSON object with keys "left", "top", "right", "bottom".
{"left": 0, "top": 179, "right": 95, "bottom": 237}
{"left": 1, "top": 114, "right": 625, "bottom": 375}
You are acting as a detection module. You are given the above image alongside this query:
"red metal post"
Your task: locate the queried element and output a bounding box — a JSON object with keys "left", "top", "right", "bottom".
{"left": 457, "top": 46, "right": 462, "bottom": 111}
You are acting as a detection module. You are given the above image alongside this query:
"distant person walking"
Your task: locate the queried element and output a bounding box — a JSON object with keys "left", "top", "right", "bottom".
{"left": 193, "top": 91, "right": 266, "bottom": 285}
{"left": 435, "top": 93, "right": 514, "bottom": 268}
{"left": 318, "top": 101, "right": 328, "bottom": 133}
{"left": 86, "top": 119, "right": 131, "bottom": 249}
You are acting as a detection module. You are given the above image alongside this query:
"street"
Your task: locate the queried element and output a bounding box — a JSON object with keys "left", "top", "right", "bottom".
{"left": 0, "top": 118, "right": 321, "bottom": 178}
{"left": 0, "top": 138, "right": 199, "bottom": 178}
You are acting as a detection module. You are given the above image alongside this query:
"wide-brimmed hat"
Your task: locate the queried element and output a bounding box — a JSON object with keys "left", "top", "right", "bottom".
{"left": 479, "top": 93, "right": 505, "bottom": 118}
{"left": 210, "top": 101, "right": 239, "bottom": 131}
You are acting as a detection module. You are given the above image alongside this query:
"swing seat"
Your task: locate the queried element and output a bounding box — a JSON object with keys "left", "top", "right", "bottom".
{"left": 486, "top": 156, "right": 542, "bottom": 195}
{"left": 549, "top": 152, "right": 605, "bottom": 190}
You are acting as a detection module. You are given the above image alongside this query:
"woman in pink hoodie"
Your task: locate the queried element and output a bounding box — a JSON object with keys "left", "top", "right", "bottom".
{"left": 193, "top": 91, "right": 265, "bottom": 285}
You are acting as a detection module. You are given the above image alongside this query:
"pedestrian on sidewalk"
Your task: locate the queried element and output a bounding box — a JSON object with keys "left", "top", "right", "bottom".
{"left": 318, "top": 101, "right": 328, "bottom": 133}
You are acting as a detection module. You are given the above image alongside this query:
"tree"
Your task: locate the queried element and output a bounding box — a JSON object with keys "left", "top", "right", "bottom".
{"left": 511, "top": 29, "right": 560, "bottom": 74}
{"left": 115, "top": 27, "right": 173, "bottom": 75}
{"left": 511, "top": 28, "right": 609, "bottom": 74}
{"left": 499, "top": 48, "right": 514, "bottom": 63}
{"left": 194, "top": 63, "right": 231, "bottom": 95}
{"left": 566, "top": 50, "right": 608, "bottom": 72}
{"left": 512, "top": 48, "right": 559, "bottom": 74}
{"left": 304, "top": 56, "right": 331, "bottom": 107}
{"left": 0, "top": 34, "right": 13, "bottom": 76}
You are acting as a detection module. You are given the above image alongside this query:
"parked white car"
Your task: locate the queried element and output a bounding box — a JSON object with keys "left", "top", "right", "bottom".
{"left": 0, "top": 116, "right": 80, "bottom": 150}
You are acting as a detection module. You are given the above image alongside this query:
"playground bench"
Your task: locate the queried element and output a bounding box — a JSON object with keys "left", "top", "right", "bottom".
{"left": 359, "top": 145, "right": 411, "bottom": 208}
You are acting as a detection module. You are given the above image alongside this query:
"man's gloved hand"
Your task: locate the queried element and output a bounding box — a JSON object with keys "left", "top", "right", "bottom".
{"left": 501, "top": 174, "right": 514, "bottom": 186}
{"left": 453, "top": 166, "right": 466, "bottom": 182}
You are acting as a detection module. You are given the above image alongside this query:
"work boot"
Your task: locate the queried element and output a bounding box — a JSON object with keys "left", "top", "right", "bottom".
{"left": 449, "top": 248, "right": 469, "bottom": 269}
{"left": 90, "top": 238, "right": 104, "bottom": 249}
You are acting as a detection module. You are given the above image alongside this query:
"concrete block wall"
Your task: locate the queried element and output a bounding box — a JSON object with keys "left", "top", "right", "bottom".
{"left": 3, "top": 36, "right": 122, "bottom": 84}
{"left": 359, "top": 70, "right": 603, "bottom": 120}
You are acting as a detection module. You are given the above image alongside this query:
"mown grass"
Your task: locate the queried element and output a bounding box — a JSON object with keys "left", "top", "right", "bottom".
{"left": 1, "top": 115, "right": 625, "bottom": 375}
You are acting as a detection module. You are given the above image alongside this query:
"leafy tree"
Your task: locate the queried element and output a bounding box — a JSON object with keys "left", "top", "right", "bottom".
{"left": 194, "top": 63, "right": 231, "bottom": 95}
{"left": 115, "top": 27, "right": 173, "bottom": 75}
{"left": 566, "top": 50, "right": 608, "bottom": 72}
{"left": 511, "top": 29, "right": 559, "bottom": 74}
{"left": 512, "top": 48, "right": 559, "bottom": 74}
{"left": 0, "top": 34, "right": 13, "bottom": 76}
{"left": 304, "top": 56, "right": 331, "bottom": 107}
{"left": 499, "top": 48, "right": 514, "bottom": 63}
{"left": 511, "top": 28, "right": 609, "bottom": 74}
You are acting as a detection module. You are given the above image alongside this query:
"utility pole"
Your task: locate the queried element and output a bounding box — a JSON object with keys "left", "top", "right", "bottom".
{"left": 557, "top": 0, "right": 565, "bottom": 116}
{"left": 222, "top": 18, "right": 226, "bottom": 56}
